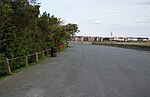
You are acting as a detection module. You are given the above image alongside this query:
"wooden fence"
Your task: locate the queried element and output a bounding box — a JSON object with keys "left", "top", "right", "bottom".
{"left": 3, "top": 49, "right": 51, "bottom": 75}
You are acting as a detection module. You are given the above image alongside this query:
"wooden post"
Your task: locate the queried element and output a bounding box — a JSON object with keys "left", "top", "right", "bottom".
{"left": 5, "top": 58, "right": 12, "bottom": 75}
{"left": 25, "top": 56, "right": 28, "bottom": 67}
{"left": 36, "top": 52, "right": 38, "bottom": 61}
{"left": 47, "top": 50, "right": 49, "bottom": 55}
{"left": 42, "top": 51, "right": 44, "bottom": 59}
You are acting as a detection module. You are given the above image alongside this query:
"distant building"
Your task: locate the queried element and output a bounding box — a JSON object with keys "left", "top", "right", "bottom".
{"left": 111, "top": 37, "right": 125, "bottom": 42}
{"left": 71, "top": 36, "right": 149, "bottom": 42}
{"left": 127, "top": 37, "right": 138, "bottom": 42}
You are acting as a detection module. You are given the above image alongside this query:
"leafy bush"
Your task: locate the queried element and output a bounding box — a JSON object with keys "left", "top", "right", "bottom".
{"left": 9, "top": 57, "right": 26, "bottom": 72}
{"left": 0, "top": 0, "right": 79, "bottom": 76}
{"left": 0, "top": 61, "right": 7, "bottom": 76}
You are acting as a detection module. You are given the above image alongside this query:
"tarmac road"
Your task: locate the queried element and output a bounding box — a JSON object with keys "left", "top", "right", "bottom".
{"left": 0, "top": 43, "right": 150, "bottom": 97}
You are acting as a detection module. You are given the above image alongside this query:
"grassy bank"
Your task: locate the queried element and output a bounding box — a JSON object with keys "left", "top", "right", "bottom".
{"left": 0, "top": 45, "right": 69, "bottom": 81}
{"left": 93, "top": 42, "right": 150, "bottom": 51}
{"left": 93, "top": 42, "right": 150, "bottom": 46}
{"left": 0, "top": 56, "right": 51, "bottom": 81}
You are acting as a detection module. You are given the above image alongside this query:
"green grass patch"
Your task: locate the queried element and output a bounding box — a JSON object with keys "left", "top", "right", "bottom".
{"left": 0, "top": 46, "right": 69, "bottom": 81}
{"left": 113, "top": 42, "right": 150, "bottom": 46}
{"left": 93, "top": 42, "right": 150, "bottom": 47}
{"left": 0, "top": 75, "right": 11, "bottom": 81}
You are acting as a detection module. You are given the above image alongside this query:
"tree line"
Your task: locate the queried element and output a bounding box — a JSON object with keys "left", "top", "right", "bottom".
{"left": 0, "top": 0, "right": 79, "bottom": 75}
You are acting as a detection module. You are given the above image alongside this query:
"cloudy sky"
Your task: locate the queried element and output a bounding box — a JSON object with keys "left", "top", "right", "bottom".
{"left": 39, "top": 0, "right": 150, "bottom": 37}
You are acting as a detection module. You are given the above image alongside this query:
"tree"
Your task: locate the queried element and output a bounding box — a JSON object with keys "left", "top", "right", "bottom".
{"left": 0, "top": 0, "right": 79, "bottom": 76}
{"left": 63, "top": 23, "right": 80, "bottom": 36}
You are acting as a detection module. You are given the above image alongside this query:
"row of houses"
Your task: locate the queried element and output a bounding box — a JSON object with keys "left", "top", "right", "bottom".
{"left": 71, "top": 36, "right": 150, "bottom": 42}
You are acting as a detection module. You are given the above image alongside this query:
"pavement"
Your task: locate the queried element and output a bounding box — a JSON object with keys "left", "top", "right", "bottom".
{"left": 0, "top": 43, "right": 150, "bottom": 97}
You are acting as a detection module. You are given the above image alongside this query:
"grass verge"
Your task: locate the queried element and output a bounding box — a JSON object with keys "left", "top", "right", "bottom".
{"left": 93, "top": 42, "right": 150, "bottom": 46}
{"left": 0, "top": 45, "right": 70, "bottom": 81}
{"left": 0, "top": 55, "right": 51, "bottom": 81}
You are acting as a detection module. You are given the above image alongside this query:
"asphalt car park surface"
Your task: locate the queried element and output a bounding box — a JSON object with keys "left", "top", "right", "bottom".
{"left": 0, "top": 43, "right": 150, "bottom": 97}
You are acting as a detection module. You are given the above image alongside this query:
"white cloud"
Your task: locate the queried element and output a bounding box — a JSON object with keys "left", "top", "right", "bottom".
{"left": 91, "top": 21, "right": 101, "bottom": 24}
{"left": 134, "top": 20, "right": 150, "bottom": 24}
{"left": 39, "top": 0, "right": 150, "bottom": 37}
{"left": 60, "top": 0, "right": 72, "bottom": 4}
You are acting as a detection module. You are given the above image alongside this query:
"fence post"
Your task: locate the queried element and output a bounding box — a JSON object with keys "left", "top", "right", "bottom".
{"left": 42, "top": 51, "right": 44, "bottom": 59}
{"left": 5, "top": 58, "right": 12, "bottom": 75}
{"left": 25, "top": 56, "right": 28, "bottom": 67}
{"left": 36, "top": 52, "right": 38, "bottom": 61}
{"left": 47, "top": 50, "right": 49, "bottom": 55}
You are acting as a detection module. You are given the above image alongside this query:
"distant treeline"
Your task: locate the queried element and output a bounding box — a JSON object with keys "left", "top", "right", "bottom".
{"left": 0, "top": 0, "right": 79, "bottom": 75}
